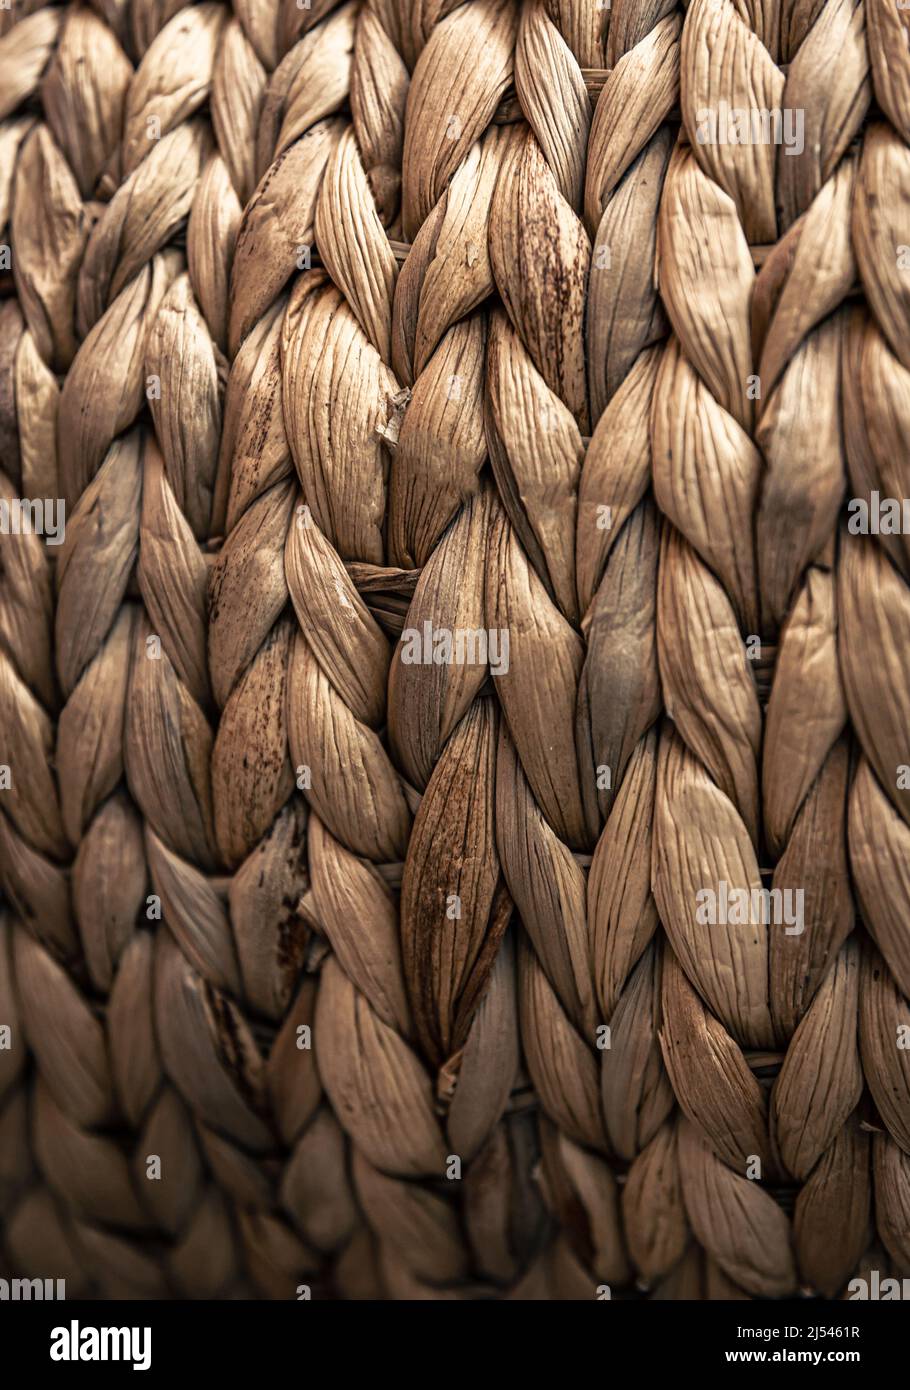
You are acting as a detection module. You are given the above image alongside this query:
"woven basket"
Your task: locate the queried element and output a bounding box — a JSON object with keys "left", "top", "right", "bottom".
{"left": 0, "top": 0, "right": 908, "bottom": 1300}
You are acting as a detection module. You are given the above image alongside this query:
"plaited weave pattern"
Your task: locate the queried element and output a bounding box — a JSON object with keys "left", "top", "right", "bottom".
{"left": 0, "top": 0, "right": 909, "bottom": 1301}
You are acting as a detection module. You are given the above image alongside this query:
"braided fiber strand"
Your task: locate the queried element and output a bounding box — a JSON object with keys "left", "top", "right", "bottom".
{"left": 651, "top": 0, "right": 850, "bottom": 1298}
{"left": 3, "top": 0, "right": 256, "bottom": 1298}
{"left": 306, "top": 0, "right": 548, "bottom": 1297}
{"left": 843, "top": 0, "right": 910, "bottom": 1287}
{"left": 178, "top": 3, "right": 370, "bottom": 1298}
{"left": 485, "top": 0, "right": 681, "bottom": 1296}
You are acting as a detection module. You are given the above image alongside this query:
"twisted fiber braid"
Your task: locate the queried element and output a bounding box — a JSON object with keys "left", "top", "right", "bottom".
{"left": 0, "top": 1, "right": 142, "bottom": 1293}
{"left": 650, "top": 0, "right": 879, "bottom": 1298}
{"left": 295, "top": 0, "right": 553, "bottom": 1298}
{"left": 204, "top": 0, "right": 433, "bottom": 1295}
{"left": 842, "top": 0, "right": 910, "bottom": 1287}
{"left": 651, "top": 3, "right": 784, "bottom": 1301}
{"left": 478, "top": 0, "right": 684, "bottom": 1297}
{"left": 757, "top": 0, "right": 869, "bottom": 1297}
{"left": 581, "top": 0, "right": 693, "bottom": 1300}
{"left": 1, "top": 0, "right": 264, "bottom": 1297}
{"left": 191, "top": 0, "right": 403, "bottom": 1298}
{"left": 175, "top": 3, "right": 375, "bottom": 1298}
{"left": 0, "top": 0, "right": 63, "bottom": 1287}
{"left": 2, "top": 2, "right": 320, "bottom": 1301}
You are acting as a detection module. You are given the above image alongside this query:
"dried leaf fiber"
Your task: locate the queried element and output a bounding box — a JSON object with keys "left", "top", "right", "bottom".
{"left": 0, "top": 0, "right": 908, "bottom": 1302}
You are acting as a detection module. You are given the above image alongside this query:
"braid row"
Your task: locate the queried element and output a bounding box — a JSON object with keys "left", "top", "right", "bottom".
{"left": 842, "top": 0, "right": 910, "bottom": 1286}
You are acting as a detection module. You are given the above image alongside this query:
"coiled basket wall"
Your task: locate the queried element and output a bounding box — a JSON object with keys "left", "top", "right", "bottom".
{"left": 0, "top": 0, "right": 908, "bottom": 1300}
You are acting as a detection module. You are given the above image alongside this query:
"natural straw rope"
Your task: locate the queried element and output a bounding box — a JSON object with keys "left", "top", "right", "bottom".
{"left": 843, "top": 0, "right": 910, "bottom": 1286}
{"left": 302, "top": 0, "right": 545, "bottom": 1296}
{"left": 155, "top": 4, "right": 368, "bottom": 1297}
{"left": 483, "top": 0, "right": 673, "bottom": 1295}
{"left": 2, "top": 1, "right": 254, "bottom": 1297}
{"left": 651, "top": 0, "right": 862, "bottom": 1297}
{"left": 1, "top": 0, "right": 909, "bottom": 1302}
{"left": 651, "top": 0, "right": 908, "bottom": 1298}
{"left": 1, "top": 1, "right": 145, "bottom": 1294}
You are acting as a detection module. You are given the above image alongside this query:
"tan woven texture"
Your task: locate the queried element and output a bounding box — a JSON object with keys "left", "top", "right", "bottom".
{"left": 0, "top": 0, "right": 909, "bottom": 1300}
